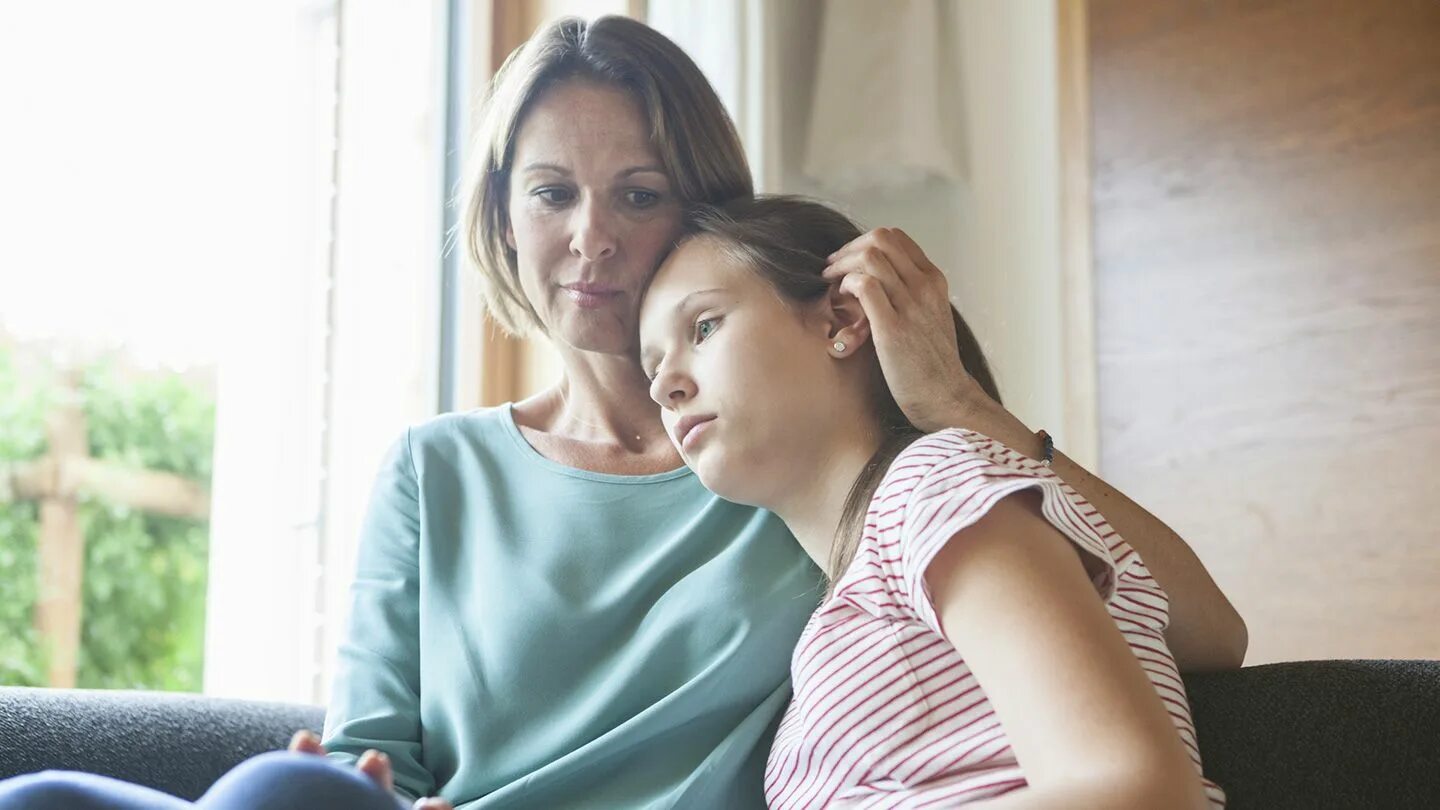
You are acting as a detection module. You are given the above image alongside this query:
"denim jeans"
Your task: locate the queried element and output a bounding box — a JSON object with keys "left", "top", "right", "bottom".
{"left": 0, "top": 751, "right": 410, "bottom": 810}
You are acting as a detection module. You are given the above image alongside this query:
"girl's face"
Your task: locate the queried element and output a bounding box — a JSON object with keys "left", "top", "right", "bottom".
{"left": 639, "top": 238, "right": 855, "bottom": 506}
{"left": 506, "top": 79, "right": 682, "bottom": 355}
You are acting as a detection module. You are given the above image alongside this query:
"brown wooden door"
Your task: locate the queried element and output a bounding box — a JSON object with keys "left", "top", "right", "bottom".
{"left": 1087, "top": 0, "right": 1440, "bottom": 664}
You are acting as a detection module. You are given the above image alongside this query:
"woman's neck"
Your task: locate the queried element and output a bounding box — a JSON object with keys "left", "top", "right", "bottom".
{"left": 520, "top": 342, "right": 672, "bottom": 452}
{"left": 770, "top": 422, "right": 886, "bottom": 576}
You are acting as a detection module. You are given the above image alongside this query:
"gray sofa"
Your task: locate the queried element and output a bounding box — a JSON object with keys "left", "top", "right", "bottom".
{"left": 2, "top": 660, "right": 1439, "bottom": 808}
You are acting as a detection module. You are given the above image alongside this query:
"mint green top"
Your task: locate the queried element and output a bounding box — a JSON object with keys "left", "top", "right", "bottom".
{"left": 323, "top": 405, "right": 823, "bottom": 809}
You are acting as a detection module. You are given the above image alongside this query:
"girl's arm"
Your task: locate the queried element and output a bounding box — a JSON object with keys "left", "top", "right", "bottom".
{"left": 950, "top": 395, "right": 1248, "bottom": 674}
{"left": 925, "top": 491, "right": 1210, "bottom": 810}
{"left": 824, "top": 226, "right": 1248, "bottom": 673}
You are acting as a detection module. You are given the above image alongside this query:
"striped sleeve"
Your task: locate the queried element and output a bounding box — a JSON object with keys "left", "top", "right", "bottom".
{"left": 878, "top": 430, "right": 1125, "bottom": 640}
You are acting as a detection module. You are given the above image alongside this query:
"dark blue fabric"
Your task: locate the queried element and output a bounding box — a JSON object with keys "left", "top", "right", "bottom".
{"left": 0, "top": 752, "right": 407, "bottom": 810}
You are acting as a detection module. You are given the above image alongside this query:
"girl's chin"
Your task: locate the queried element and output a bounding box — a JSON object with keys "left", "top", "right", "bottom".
{"left": 695, "top": 461, "right": 770, "bottom": 509}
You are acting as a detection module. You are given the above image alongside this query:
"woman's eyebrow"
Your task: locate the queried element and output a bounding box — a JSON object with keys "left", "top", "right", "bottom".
{"left": 618, "top": 165, "right": 668, "bottom": 179}
{"left": 519, "top": 161, "right": 570, "bottom": 175}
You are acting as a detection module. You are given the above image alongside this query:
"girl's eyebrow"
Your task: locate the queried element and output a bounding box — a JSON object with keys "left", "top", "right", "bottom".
{"left": 676, "top": 288, "right": 726, "bottom": 311}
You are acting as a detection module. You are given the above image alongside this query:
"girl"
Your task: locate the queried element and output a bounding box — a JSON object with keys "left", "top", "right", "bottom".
{"left": 638, "top": 196, "right": 1227, "bottom": 808}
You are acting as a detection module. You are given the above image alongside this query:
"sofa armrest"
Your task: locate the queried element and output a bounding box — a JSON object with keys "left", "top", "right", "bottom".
{"left": 0, "top": 686, "right": 324, "bottom": 801}
{"left": 1184, "top": 659, "right": 1440, "bottom": 809}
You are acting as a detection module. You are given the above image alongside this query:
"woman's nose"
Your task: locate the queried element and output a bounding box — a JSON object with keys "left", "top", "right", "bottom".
{"left": 570, "top": 198, "right": 618, "bottom": 261}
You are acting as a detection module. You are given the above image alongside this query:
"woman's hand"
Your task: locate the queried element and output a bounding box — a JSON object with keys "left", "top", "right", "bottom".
{"left": 289, "top": 730, "right": 453, "bottom": 810}
{"left": 826, "top": 234, "right": 1248, "bottom": 673}
{"left": 822, "top": 227, "right": 985, "bottom": 432}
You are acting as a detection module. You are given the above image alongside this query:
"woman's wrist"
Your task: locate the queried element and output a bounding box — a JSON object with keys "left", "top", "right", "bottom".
{"left": 946, "top": 393, "right": 1049, "bottom": 462}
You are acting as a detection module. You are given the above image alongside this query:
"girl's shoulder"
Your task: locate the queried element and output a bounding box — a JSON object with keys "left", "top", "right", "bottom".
{"left": 875, "top": 428, "right": 1050, "bottom": 505}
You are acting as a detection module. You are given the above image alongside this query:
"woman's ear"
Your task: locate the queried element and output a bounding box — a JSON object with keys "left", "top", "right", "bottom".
{"left": 505, "top": 222, "right": 517, "bottom": 251}
{"left": 824, "top": 287, "right": 871, "bottom": 358}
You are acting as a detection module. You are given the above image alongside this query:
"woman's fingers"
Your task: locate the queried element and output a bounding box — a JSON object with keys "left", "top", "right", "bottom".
{"left": 828, "top": 227, "right": 984, "bottom": 432}
{"left": 289, "top": 733, "right": 406, "bottom": 803}
{"left": 825, "top": 246, "right": 915, "bottom": 311}
{"left": 824, "top": 228, "right": 953, "bottom": 326}
{"left": 413, "top": 799, "right": 455, "bottom": 810}
{"left": 288, "top": 729, "right": 326, "bottom": 756}
{"left": 357, "top": 749, "right": 394, "bottom": 795}
{"left": 839, "top": 272, "right": 897, "bottom": 335}
{"left": 880, "top": 227, "right": 944, "bottom": 277}
{"left": 827, "top": 227, "right": 939, "bottom": 291}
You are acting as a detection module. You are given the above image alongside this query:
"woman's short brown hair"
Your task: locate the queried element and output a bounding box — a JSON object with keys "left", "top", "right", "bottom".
{"left": 462, "top": 15, "right": 753, "bottom": 335}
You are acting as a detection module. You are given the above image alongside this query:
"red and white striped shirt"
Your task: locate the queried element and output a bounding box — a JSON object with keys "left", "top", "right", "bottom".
{"left": 764, "top": 429, "right": 1226, "bottom": 808}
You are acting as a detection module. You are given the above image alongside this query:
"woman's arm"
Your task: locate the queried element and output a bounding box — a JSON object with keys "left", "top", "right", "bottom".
{"left": 947, "top": 395, "right": 1247, "bottom": 673}
{"left": 925, "top": 491, "right": 1210, "bottom": 810}
{"left": 320, "top": 430, "right": 435, "bottom": 803}
{"left": 824, "top": 227, "right": 1247, "bottom": 672}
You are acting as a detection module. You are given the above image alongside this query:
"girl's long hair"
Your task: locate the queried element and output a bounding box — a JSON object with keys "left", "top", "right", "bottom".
{"left": 679, "top": 196, "right": 1002, "bottom": 592}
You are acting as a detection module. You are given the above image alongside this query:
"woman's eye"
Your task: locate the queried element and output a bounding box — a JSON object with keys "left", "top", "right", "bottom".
{"left": 695, "top": 317, "right": 720, "bottom": 343}
{"left": 626, "top": 189, "right": 660, "bottom": 208}
{"left": 534, "top": 187, "right": 573, "bottom": 205}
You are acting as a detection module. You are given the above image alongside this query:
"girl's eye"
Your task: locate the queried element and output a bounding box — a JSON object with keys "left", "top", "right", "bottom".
{"left": 535, "top": 187, "right": 573, "bottom": 205}
{"left": 695, "top": 317, "right": 720, "bottom": 343}
{"left": 626, "top": 189, "right": 660, "bottom": 208}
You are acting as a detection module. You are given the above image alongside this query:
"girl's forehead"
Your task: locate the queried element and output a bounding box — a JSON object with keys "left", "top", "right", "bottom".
{"left": 654, "top": 239, "right": 747, "bottom": 294}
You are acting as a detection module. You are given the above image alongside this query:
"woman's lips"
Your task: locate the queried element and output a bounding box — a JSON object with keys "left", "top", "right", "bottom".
{"left": 563, "top": 283, "right": 622, "bottom": 309}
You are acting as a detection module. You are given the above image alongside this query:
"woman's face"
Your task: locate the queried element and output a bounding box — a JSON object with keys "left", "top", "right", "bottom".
{"left": 638, "top": 238, "right": 848, "bottom": 506}
{"left": 506, "top": 79, "right": 682, "bottom": 355}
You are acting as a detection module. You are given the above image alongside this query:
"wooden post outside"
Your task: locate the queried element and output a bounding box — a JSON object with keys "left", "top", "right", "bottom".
{"left": 1, "top": 365, "right": 214, "bottom": 688}
{"left": 34, "top": 372, "right": 87, "bottom": 688}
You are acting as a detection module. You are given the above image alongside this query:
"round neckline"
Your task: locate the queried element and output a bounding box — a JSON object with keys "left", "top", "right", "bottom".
{"left": 495, "top": 402, "right": 693, "bottom": 484}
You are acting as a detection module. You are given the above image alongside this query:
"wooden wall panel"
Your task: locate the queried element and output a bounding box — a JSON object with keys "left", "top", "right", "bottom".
{"left": 1088, "top": 0, "right": 1440, "bottom": 663}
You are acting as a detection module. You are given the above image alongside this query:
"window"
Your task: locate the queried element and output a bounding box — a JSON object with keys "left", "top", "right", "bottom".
{"left": 0, "top": 1, "right": 449, "bottom": 704}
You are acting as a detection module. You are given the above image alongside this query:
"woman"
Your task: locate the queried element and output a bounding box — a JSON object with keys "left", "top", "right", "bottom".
{"left": 637, "top": 196, "right": 1225, "bottom": 808}
{"left": 0, "top": 15, "right": 1243, "bottom": 810}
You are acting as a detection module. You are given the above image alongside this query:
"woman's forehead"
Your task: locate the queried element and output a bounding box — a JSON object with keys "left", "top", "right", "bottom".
{"left": 513, "top": 80, "right": 655, "bottom": 163}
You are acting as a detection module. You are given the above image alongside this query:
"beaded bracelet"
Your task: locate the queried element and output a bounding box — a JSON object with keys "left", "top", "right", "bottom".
{"left": 1037, "top": 430, "right": 1055, "bottom": 467}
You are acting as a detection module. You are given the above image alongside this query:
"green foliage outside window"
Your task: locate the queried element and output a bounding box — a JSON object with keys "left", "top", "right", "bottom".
{"left": 0, "top": 345, "right": 214, "bottom": 691}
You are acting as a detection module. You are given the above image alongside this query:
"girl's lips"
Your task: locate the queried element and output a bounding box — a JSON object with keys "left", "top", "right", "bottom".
{"left": 680, "top": 417, "right": 715, "bottom": 452}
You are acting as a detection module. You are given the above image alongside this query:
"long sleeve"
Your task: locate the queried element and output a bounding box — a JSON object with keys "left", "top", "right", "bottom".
{"left": 322, "top": 429, "right": 433, "bottom": 803}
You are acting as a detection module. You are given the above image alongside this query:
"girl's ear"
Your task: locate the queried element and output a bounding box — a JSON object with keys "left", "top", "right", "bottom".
{"left": 505, "top": 222, "right": 517, "bottom": 251}
{"left": 824, "top": 287, "right": 872, "bottom": 358}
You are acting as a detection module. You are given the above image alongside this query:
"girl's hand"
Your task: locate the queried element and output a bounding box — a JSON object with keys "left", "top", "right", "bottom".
{"left": 288, "top": 730, "right": 454, "bottom": 810}
{"left": 822, "top": 227, "right": 986, "bottom": 432}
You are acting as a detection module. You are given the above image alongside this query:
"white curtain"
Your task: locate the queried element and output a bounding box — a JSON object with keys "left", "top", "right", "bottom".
{"left": 646, "top": 0, "right": 786, "bottom": 192}
{"left": 802, "top": 0, "right": 964, "bottom": 195}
